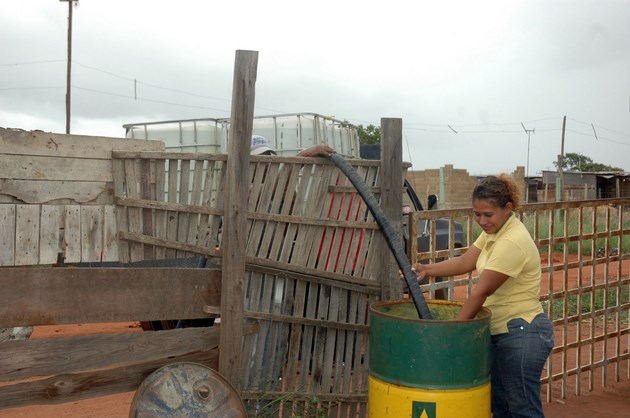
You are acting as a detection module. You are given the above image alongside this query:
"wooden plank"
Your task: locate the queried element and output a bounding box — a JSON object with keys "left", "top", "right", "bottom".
{"left": 154, "top": 159, "right": 167, "bottom": 259}
{"left": 0, "top": 179, "right": 111, "bottom": 205}
{"left": 63, "top": 205, "right": 81, "bottom": 263}
{"left": 139, "top": 159, "right": 155, "bottom": 260}
{"left": 0, "top": 327, "right": 220, "bottom": 381}
{"left": 0, "top": 350, "right": 218, "bottom": 409}
{"left": 220, "top": 49, "right": 258, "bottom": 384}
{"left": 124, "top": 159, "right": 144, "bottom": 262}
{"left": 80, "top": 206, "right": 103, "bottom": 262}
{"left": 0, "top": 155, "right": 113, "bottom": 182}
{"left": 284, "top": 277, "right": 308, "bottom": 392}
{"left": 39, "top": 205, "right": 63, "bottom": 264}
{"left": 112, "top": 150, "right": 227, "bottom": 161}
{"left": 0, "top": 128, "right": 164, "bottom": 158}
{"left": 101, "top": 205, "right": 118, "bottom": 262}
{"left": 0, "top": 268, "right": 221, "bottom": 327}
{"left": 293, "top": 164, "right": 334, "bottom": 269}
{"left": 195, "top": 160, "right": 216, "bottom": 248}
{"left": 321, "top": 286, "right": 342, "bottom": 391}
{"left": 0, "top": 205, "right": 16, "bottom": 266}
{"left": 350, "top": 166, "right": 380, "bottom": 278}
{"left": 112, "top": 159, "right": 130, "bottom": 263}
{"left": 246, "top": 162, "right": 280, "bottom": 256}
{"left": 165, "top": 158, "right": 179, "bottom": 259}
{"left": 176, "top": 159, "right": 191, "bottom": 258}
{"left": 208, "top": 162, "right": 227, "bottom": 249}
{"left": 15, "top": 205, "right": 40, "bottom": 265}
{"left": 250, "top": 272, "right": 275, "bottom": 389}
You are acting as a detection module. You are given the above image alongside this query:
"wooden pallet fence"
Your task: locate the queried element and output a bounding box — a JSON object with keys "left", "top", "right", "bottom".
{"left": 112, "top": 151, "right": 400, "bottom": 416}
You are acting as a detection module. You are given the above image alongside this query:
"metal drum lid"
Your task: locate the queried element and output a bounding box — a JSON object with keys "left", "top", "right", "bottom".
{"left": 129, "top": 362, "right": 247, "bottom": 417}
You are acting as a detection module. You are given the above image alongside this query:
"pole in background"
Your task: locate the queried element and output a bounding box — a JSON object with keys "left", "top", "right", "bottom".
{"left": 556, "top": 116, "right": 566, "bottom": 203}
{"left": 60, "top": 0, "right": 78, "bottom": 134}
{"left": 521, "top": 122, "right": 535, "bottom": 203}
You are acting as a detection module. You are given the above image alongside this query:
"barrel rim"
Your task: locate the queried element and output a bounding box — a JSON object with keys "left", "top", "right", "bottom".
{"left": 369, "top": 299, "right": 492, "bottom": 323}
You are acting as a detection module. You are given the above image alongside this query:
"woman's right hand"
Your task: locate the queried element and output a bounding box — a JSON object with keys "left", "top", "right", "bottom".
{"left": 400, "top": 262, "right": 428, "bottom": 283}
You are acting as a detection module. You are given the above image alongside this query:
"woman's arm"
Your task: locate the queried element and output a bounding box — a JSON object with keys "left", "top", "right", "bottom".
{"left": 456, "top": 268, "right": 509, "bottom": 320}
{"left": 412, "top": 245, "right": 481, "bottom": 281}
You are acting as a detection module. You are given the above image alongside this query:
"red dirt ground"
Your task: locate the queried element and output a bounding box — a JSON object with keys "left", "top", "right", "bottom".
{"left": 1, "top": 254, "right": 629, "bottom": 417}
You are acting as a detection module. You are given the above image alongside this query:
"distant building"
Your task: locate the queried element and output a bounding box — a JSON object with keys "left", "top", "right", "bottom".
{"left": 541, "top": 171, "right": 630, "bottom": 201}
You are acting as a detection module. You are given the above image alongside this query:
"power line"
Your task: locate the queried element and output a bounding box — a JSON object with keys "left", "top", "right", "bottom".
{"left": 3, "top": 59, "right": 630, "bottom": 144}
{"left": 72, "top": 86, "right": 230, "bottom": 112}
{"left": 0, "top": 59, "right": 65, "bottom": 67}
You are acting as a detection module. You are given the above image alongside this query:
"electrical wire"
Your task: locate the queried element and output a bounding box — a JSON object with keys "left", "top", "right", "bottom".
{"left": 2, "top": 59, "right": 630, "bottom": 145}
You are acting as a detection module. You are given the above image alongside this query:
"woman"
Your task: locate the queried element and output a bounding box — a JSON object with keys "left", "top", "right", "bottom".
{"left": 412, "top": 174, "right": 554, "bottom": 418}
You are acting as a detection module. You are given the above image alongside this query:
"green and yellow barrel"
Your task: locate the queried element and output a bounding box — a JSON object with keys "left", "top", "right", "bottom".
{"left": 368, "top": 299, "right": 491, "bottom": 418}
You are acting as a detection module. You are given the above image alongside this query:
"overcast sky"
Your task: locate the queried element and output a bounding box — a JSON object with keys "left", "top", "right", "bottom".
{"left": 1, "top": 0, "right": 629, "bottom": 175}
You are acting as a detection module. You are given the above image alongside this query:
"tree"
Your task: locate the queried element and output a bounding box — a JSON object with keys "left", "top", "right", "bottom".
{"left": 356, "top": 124, "right": 381, "bottom": 144}
{"left": 553, "top": 152, "right": 623, "bottom": 172}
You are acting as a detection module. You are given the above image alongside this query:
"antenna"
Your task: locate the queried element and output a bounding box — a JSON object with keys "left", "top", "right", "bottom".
{"left": 404, "top": 135, "right": 413, "bottom": 168}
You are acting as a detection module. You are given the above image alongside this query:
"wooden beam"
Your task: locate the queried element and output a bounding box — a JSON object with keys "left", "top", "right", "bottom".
{"left": 220, "top": 50, "right": 258, "bottom": 384}
{"left": 378, "top": 118, "right": 405, "bottom": 299}
{"left": 0, "top": 268, "right": 221, "bottom": 327}
{"left": 0, "top": 327, "right": 220, "bottom": 382}
{"left": 0, "top": 350, "right": 218, "bottom": 409}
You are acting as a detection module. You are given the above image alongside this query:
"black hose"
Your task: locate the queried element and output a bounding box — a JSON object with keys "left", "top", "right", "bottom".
{"left": 326, "top": 153, "right": 432, "bottom": 319}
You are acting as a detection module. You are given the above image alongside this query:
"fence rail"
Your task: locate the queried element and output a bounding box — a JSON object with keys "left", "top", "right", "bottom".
{"left": 409, "top": 198, "right": 630, "bottom": 401}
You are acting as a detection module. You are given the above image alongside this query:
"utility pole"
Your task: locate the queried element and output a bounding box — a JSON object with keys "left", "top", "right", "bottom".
{"left": 60, "top": 0, "right": 78, "bottom": 134}
{"left": 556, "top": 116, "right": 566, "bottom": 203}
{"left": 521, "top": 122, "right": 535, "bottom": 202}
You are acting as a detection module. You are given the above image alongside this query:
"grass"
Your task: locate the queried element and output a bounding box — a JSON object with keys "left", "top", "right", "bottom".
{"left": 463, "top": 206, "right": 630, "bottom": 257}
{"left": 542, "top": 286, "right": 630, "bottom": 321}
{"left": 250, "top": 395, "right": 330, "bottom": 418}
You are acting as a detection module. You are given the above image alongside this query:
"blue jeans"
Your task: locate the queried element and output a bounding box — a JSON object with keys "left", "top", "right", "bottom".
{"left": 490, "top": 313, "right": 554, "bottom": 418}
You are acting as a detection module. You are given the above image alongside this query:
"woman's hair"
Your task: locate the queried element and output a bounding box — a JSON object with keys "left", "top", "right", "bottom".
{"left": 472, "top": 173, "right": 521, "bottom": 210}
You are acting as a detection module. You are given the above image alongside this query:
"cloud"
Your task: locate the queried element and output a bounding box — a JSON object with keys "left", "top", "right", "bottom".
{"left": 1, "top": 0, "right": 629, "bottom": 174}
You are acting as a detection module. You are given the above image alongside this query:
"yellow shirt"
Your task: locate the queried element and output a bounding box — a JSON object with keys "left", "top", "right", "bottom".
{"left": 473, "top": 213, "right": 543, "bottom": 335}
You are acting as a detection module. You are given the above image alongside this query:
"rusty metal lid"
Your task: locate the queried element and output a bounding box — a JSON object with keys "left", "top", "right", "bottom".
{"left": 129, "top": 362, "right": 247, "bottom": 417}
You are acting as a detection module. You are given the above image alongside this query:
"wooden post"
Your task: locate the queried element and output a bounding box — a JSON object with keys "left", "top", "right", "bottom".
{"left": 379, "top": 118, "right": 404, "bottom": 299}
{"left": 439, "top": 166, "right": 446, "bottom": 209}
{"left": 219, "top": 50, "right": 258, "bottom": 384}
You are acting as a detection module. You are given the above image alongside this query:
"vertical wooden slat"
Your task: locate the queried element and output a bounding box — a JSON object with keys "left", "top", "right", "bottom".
{"left": 351, "top": 166, "right": 380, "bottom": 278}
{"left": 321, "top": 286, "right": 341, "bottom": 391}
{"left": 39, "top": 205, "right": 63, "bottom": 264}
{"left": 165, "top": 159, "right": 179, "bottom": 259}
{"left": 175, "top": 159, "right": 191, "bottom": 258}
{"left": 112, "top": 158, "right": 129, "bottom": 263}
{"left": 279, "top": 163, "right": 311, "bottom": 263}
{"left": 246, "top": 162, "right": 280, "bottom": 257}
{"left": 0, "top": 205, "right": 16, "bottom": 266}
{"left": 64, "top": 205, "right": 81, "bottom": 263}
{"left": 154, "top": 159, "right": 167, "bottom": 259}
{"left": 80, "top": 205, "right": 103, "bottom": 262}
{"left": 242, "top": 270, "right": 263, "bottom": 387}
{"left": 102, "top": 205, "right": 118, "bottom": 262}
{"left": 140, "top": 159, "right": 154, "bottom": 260}
{"left": 15, "top": 205, "right": 40, "bottom": 265}
{"left": 283, "top": 277, "right": 306, "bottom": 390}
{"left": 588, "top": 207, "right": 597, "bottom": 391}
{"left": 207, "top": 160, "right": 226, "bottom": 250}
{"left": 300, "top": 164, "right": 336, "bottom": 270}
{"left": 124, "top": 159, "right": 143, "bottom": 262}
{"left": 196, "top": 159, "right": 215, "bottom": 248}
{"left": 219, "top": 49, "right": 258, "bottom": 384}
{"left": 186, "top": 159, "right": 206, "bottom": 246}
